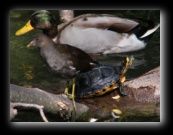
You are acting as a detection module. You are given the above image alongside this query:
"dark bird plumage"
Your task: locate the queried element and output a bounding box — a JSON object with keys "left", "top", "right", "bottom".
{"left": 27, "top": 33, "right": 98, "bottom": 79}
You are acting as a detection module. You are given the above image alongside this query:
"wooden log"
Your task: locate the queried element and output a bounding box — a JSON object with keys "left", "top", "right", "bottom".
{"left": 59, "top": 10, "right": 74, "bottom": 23}
{"left": 10, "top": 84, "right": 89, "bottom": 121}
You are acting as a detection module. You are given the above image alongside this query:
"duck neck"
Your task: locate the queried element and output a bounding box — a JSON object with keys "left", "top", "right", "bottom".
{"left": 43, "top": 24, "right": 58, "bottom": 39}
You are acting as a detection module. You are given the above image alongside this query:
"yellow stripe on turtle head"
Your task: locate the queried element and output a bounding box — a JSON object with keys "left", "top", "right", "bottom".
{"left": 120, "top": 76, "right": 126, "bottom": 83}
{"left": 120, "top": 56, "right": 134, "bottom": 76}
{"left": 126, "top": 56, "right": 130, "bottom": 63}
{"left": 15, "top": 20, "right": 34, "bottom": 36}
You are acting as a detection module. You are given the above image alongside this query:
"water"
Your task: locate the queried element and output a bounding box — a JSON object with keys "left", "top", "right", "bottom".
{"left": 10, "top": 10, "right": 160, "bottom": 122}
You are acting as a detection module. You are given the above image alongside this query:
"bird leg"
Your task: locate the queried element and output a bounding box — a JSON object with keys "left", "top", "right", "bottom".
{"left": 64, "top": 80, "right": 70, "bottom": 96}
{"left": 64, "top": 78, "right": 77, "bottom": 111}
{"left": 71, "top": 78, "right": 76, "bottom": 111}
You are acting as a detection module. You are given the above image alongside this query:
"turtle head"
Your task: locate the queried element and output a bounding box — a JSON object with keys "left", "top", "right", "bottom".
{"left": 120, "top": 55, "right": 135, "bottom": 77}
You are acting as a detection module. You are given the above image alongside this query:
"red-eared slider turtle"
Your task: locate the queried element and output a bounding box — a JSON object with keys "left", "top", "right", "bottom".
{"left": 70, "top": 55, "right": 134, "bottom": 98}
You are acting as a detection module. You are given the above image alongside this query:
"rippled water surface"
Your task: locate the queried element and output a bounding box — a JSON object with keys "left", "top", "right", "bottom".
{"left": 10, "top": 10, "right": 160, "bottom": 122}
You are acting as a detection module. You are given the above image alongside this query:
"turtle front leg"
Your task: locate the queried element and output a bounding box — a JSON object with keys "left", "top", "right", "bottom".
{"left": 117, "top": 81, "right": 128, "bottom": 96}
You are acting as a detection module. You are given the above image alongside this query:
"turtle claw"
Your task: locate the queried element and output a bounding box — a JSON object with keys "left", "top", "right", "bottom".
{"left": 118, "top": 81, "right": 128, "bottom": 96}
{"left": 119, "top": 89, "right": 128, "bottom": 96}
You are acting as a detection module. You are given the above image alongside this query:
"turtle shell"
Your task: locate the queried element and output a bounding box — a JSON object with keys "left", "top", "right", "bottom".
{"left": 74, "top": 65, "right": 121, "bottom": 98}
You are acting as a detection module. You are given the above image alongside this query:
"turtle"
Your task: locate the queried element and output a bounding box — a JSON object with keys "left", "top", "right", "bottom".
{"left": 69, "top": 55, "right": 134, "bottom": 98}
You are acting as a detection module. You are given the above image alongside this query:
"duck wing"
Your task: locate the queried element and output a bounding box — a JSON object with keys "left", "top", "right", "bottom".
{"left": 107, "top": 22, "right": 137, "bottom": 33}
{"left": 58, "top": 14, "right": 138, "bottom": 31}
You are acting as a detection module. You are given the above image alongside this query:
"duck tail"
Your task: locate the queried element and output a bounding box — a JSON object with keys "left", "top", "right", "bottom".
{"left": 127, "top": 18, "right": 160, "bottom": 41}
{"left": 139, "top": 23, "right": 160, "bottom": 39}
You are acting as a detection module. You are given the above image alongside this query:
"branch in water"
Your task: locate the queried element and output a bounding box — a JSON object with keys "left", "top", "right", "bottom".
{"left": 10, "top": 102, "right": 49, "bottom": 122}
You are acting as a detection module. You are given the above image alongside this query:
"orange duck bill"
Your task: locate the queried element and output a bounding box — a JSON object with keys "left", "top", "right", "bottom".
{"left": 15, "top": 20, "right": 34, "bottom": 36}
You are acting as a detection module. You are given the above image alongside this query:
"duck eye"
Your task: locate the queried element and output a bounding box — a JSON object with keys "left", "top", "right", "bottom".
{"left": 36, "top": 38, "right": 39, "bottom": 41}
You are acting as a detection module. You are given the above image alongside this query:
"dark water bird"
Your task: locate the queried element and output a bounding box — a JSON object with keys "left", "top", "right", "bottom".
{"left": 27, "top": 33, "right": 99, "bottom": 110}
{"left": 16, "top": 10, "right": 160, "bottom": 54}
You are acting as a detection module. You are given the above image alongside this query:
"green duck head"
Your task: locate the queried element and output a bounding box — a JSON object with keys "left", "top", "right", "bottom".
{"left": 15, "top": 10, "right": 58, "bottom": 38}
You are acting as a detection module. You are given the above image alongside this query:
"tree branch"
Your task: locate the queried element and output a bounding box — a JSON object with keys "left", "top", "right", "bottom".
{"left": 10, "top": 84, "right": 89, "bottom": 121}
{"left": 59, "top": 10, "right": 74, "bottom": 23}
{"left": 10, "top": 102, "right": 49, "bottom": 122}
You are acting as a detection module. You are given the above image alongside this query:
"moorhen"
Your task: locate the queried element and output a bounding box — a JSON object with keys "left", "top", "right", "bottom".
{"left": 27, "top": 33, "right": 99, "bottom": 110}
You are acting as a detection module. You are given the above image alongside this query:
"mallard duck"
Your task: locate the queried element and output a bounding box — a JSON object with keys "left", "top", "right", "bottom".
{"left": 27, "top": 33, "right": 99, "bottom": 110}
{"left": 16, "top": 10, "right": 160, "bottom": 54}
